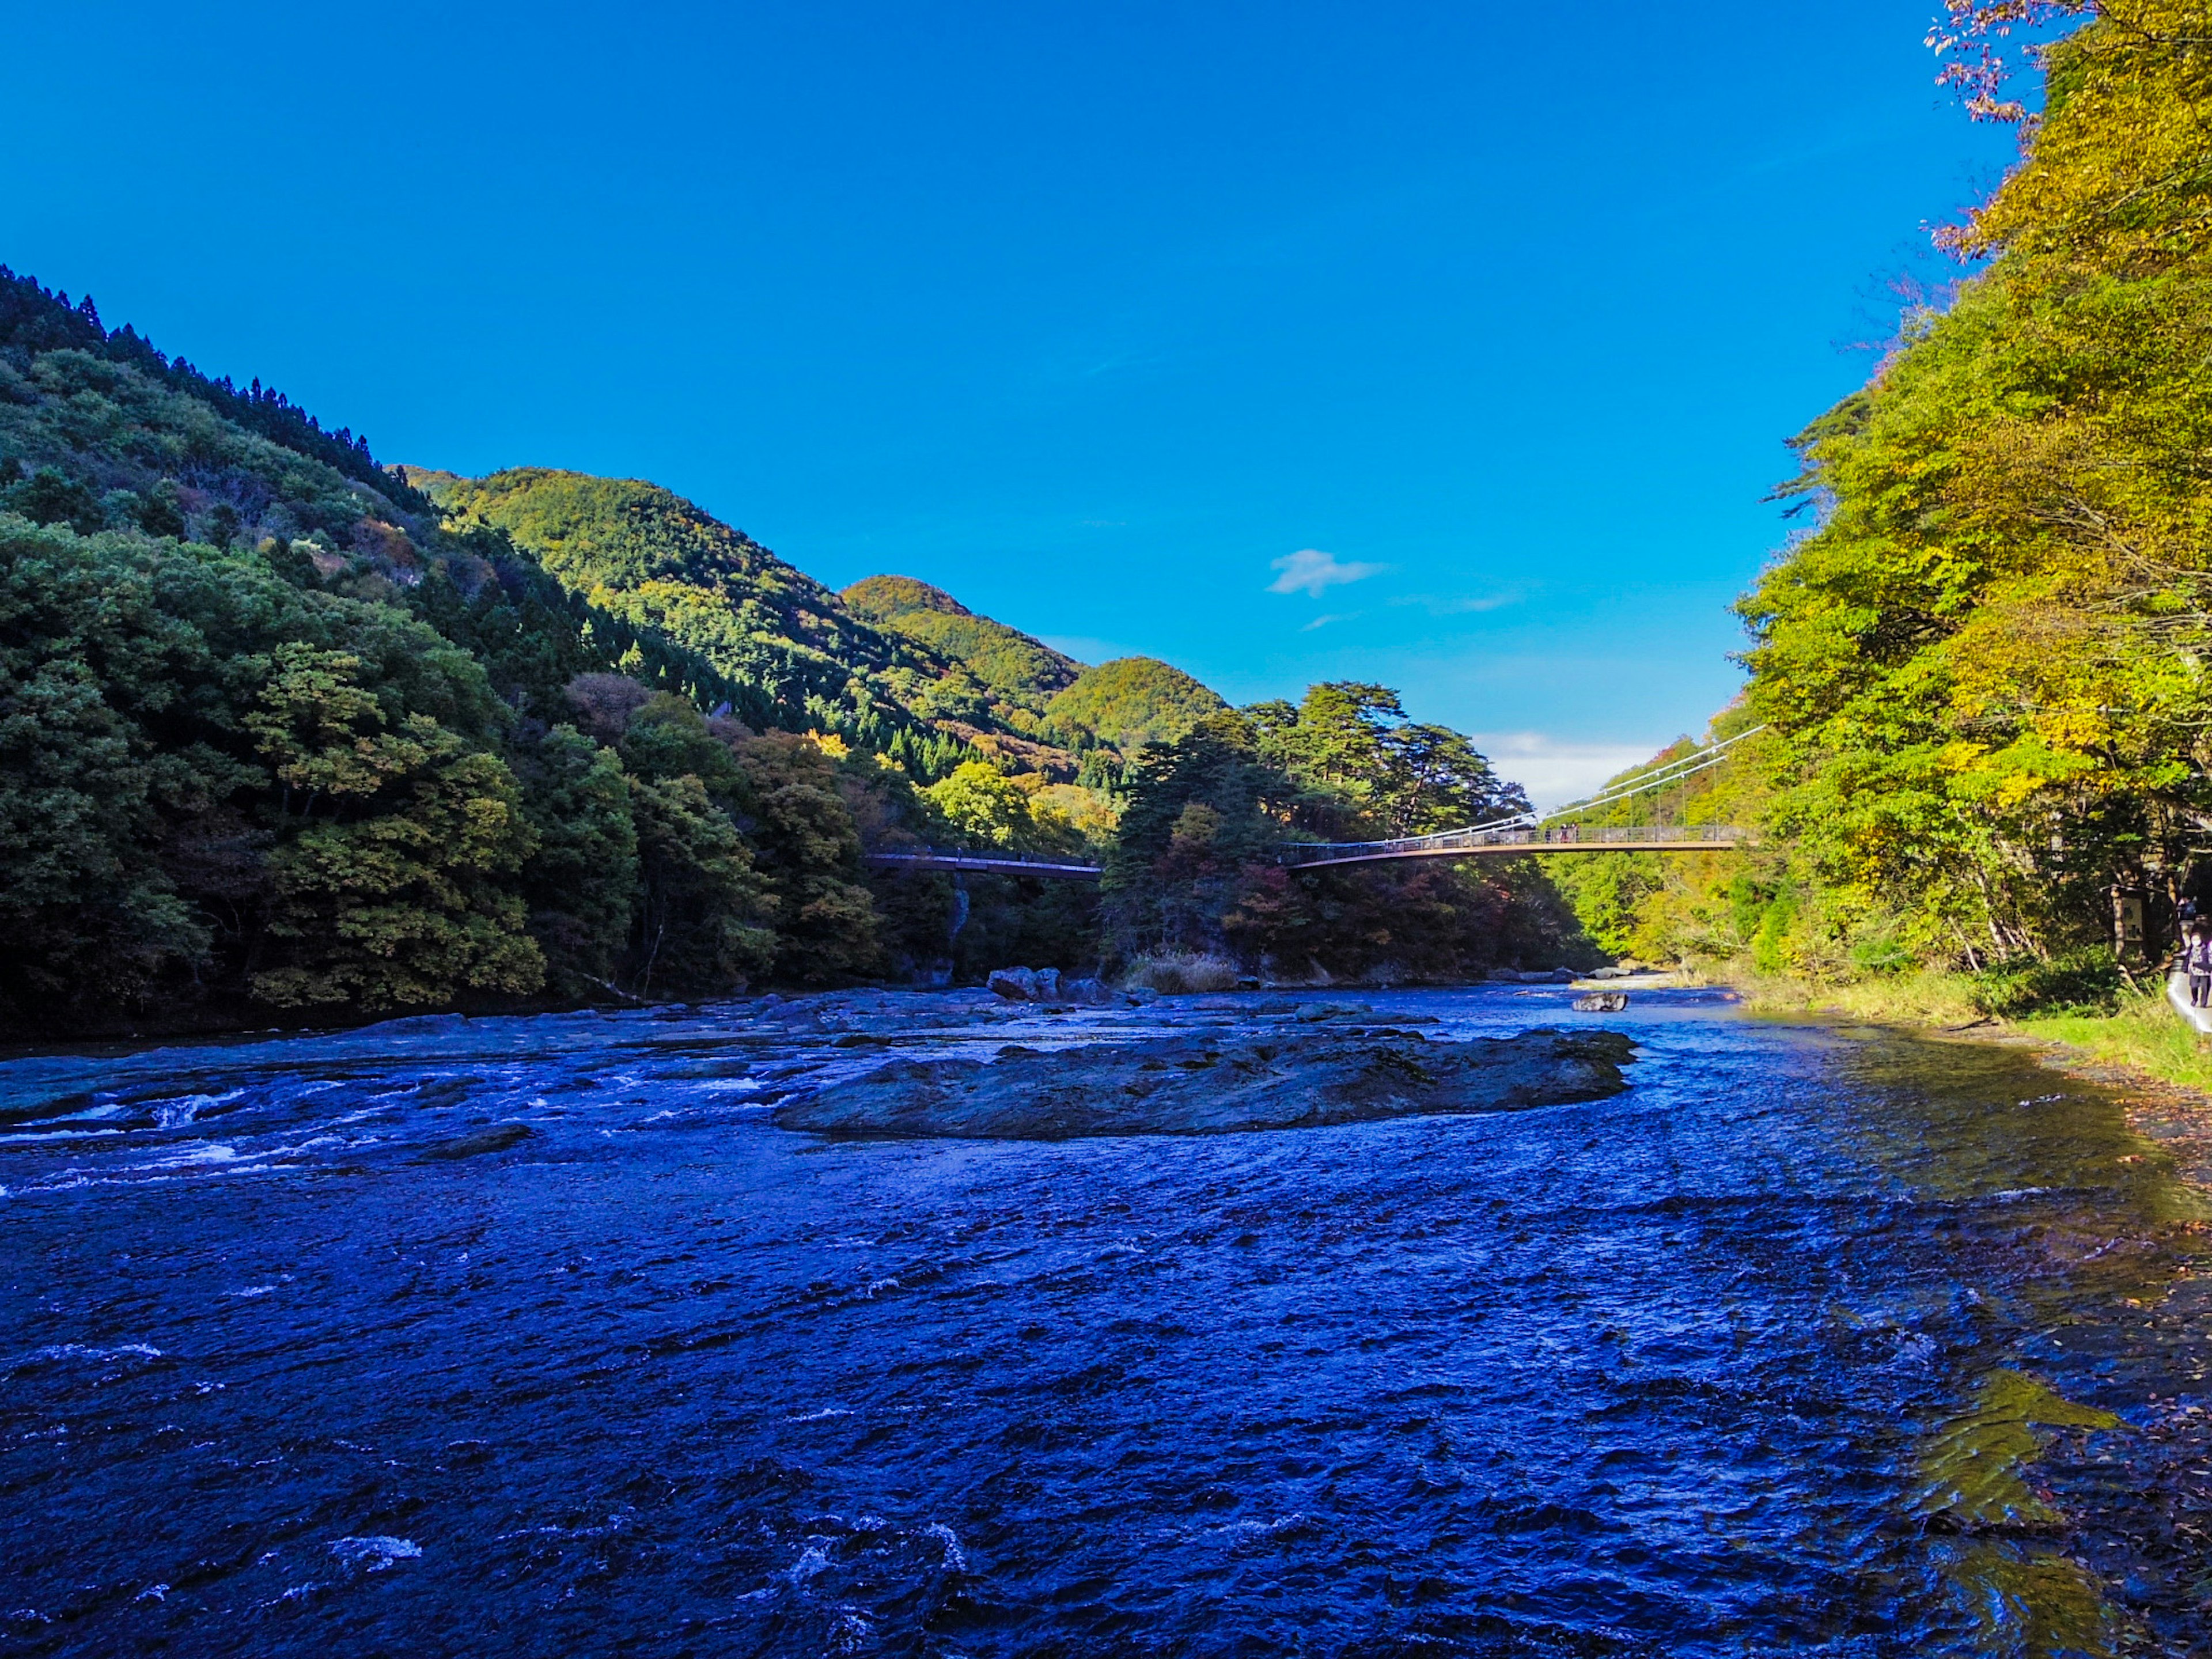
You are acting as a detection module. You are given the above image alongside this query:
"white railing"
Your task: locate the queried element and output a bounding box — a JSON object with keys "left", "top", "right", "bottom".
{"left": 864, "top": 847, "right": 1104, "bottom": 878}
{"left": 1275, "top": 821, "right": 1747, "bottom": 866}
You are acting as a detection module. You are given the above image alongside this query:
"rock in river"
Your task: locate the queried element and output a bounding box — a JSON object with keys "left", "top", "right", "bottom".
{"left": 774, "top": 1027, "right": 1635, "bottom": 1141}
{"left": 986, "top": 966, "right": 1119, "bottom": 1005}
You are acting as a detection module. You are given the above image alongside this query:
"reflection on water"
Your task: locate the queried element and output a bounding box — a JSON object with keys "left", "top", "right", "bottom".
{"left": 2, "top": 986, "right": 2209, "bottom": 1656}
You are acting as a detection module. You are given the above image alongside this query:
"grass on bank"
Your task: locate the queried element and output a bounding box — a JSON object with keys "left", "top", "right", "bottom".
{"left": 1728, "top": 968, "right": 1988, "bottom": 1028}
{"left": 1719, "top": 964, "right": 2212, "bottom": 1097}
{"left": 2017, "top": 994, "right": 2212, "bottom": 1096}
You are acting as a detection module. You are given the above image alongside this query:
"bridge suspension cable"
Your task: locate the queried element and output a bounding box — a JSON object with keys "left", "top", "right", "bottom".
{"left": 1271, "top": 725, "right": 1766, "bottom": 866}
{"left": 1536, "top": 724, "right": 1767, "bottom": 824}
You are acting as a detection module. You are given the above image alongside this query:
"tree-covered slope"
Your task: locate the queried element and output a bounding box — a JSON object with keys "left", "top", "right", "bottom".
{"left": 416, "top": 471, "right": 934, "bottom": 734}
{"left": 841, "top": 574, "right": 1082, "bottom": 720}
{"left": 1737, "top": 0, "right": 2212, "bottom": 975}
{"left": 418, "top": 468, "right": 1088, "bottom": 778}
{"left": 0, "top": 285, "right": 743, "bottom": 726}
{"left": 1046, "top": 656, "right": 1229, "bottom": 752}
{"left": 0, "top": 268, "right": 421, "bottom": 505}
{"left": 1553, "top": 2, "right": 2212, "bottom": 994}
{"left": 0, "top": 272, "right": 945, "bottom": 1031}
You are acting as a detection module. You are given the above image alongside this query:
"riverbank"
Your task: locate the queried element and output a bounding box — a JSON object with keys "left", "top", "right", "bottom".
{"left": 1721, "top": 967, "right": 2212, "bottom": 1190}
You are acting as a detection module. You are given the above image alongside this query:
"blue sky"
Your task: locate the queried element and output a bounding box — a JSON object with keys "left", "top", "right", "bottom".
{"left": 2, "top": 3, "right": 2021, "bottom": 804}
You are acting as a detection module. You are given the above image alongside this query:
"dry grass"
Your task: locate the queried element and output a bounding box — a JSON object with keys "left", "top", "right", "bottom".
{"left": 1728, "top": 968, "right": 1988, "bottom": 1028}
{"left": 1124, "top": 952, "right": 1243, "bottom": 995}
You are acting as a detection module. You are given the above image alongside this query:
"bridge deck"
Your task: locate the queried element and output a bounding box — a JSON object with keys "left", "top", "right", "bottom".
{"left": 863, "top": 851, "right": 1104, "bottom": 880}
{"left": 866, "top": 826, "right": 1747, "bottom": 881}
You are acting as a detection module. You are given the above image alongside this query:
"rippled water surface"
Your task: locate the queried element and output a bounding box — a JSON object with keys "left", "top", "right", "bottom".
{"left": 5, "top": 987, "right": 2211, "bottom": 1657}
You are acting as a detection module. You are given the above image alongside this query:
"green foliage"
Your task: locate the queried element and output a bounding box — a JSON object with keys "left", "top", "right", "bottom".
{"left": 730, "top": 731, "right": 883, "bottom": 984}
{"left": 627, "top": 773, "right": 777, "bottom": 997}
{"left": 514, "top": 726, "right": 639, "bottom": 995}
{"left": 1102, "top": 688, "right": 1586, "bottom": 980}
{"left": 1541, "top": 711, "right": 1799, "bottom": 969}
{"left": 843, "top": 575, "right": 1081, "bottom": 717}
{"left": 925, "top": 760, "right": 1033, "bottom": 848}
{"left": 1536, "top": 12, "right": 2212, "bottom": 987}
{"left": 0, "top": 517, "right": 549, "bottom": 1022}
{"left": 5, "top": 467, "right": 104, "bottom": 532}
{"left": 1969, "top": 946, "right": 2125, "bottom": 1019}
{"left": 1749, "top": 884, "right": 1798, "bottom": 976}
{"left": 1046, "top": 657, "right": 1229, "bottom": 753}
{"left": 617, "top": 692, "right": 749, "bottom": 802}
{"left": 0, "top": 520, "right": 222, "bottom": 1014}
{"left": 252, "top": 717, "right": 544, "bottom": 1010}
{"left": 0, "top": 265, "right": 410, "bottom": 501}
{"left": 1252, "top": 683, "right": 1527, "bottom": 836}
{"left": 1731, "top": 6, "right": 2212, "bottom": 972}
{"left": 429, "top": 469, "right": 965, "bottom": 756}
{"left": 0, "top": 286, "right": 916, "bottom": 1029}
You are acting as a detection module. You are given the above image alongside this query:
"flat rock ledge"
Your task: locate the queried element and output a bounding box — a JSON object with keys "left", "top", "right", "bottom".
{"left": 774, "top": 1027, "right": 1635, "bottom": 1141}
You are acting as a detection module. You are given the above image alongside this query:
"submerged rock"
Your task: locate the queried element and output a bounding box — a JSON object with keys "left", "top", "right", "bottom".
{"left": 774, "top": 1027, "right": 1635, "bottom": 1141}
{"left": 413, "top": 1122, "right": 535, "bottom": 1161}
{"left": 1294, "top": 1002, "right": 1374, "bottom": 1024}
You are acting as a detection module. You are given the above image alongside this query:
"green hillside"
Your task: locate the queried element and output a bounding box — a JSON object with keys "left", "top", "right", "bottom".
{"left": 1, "top": 263, "right": 1584, "bottom": 1031}
{"left": 0, "top": 270, "right": 946, "bottom": 1029}
{"left": 413, "top": 468, "right": 982, "bottom": 776}
{"left": 1047, "top": 656, "right": 1229, "bottom": 752}
{"left": 841, "top": 574, "right": 1082, "bottom": 721}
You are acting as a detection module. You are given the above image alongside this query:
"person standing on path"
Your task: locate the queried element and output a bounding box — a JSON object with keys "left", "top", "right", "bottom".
{"left": 2189, "top": 923, "right": 2212, "bottom": 1008}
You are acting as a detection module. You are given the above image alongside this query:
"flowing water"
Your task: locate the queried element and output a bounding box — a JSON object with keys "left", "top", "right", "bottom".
{"left": 4, "top": 986, "right": 2211, "bottom": 1657}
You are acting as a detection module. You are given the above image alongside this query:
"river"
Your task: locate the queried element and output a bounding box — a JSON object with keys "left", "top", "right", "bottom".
{"left": 3, "top": 986, "right": 2209, "bottom": 1657}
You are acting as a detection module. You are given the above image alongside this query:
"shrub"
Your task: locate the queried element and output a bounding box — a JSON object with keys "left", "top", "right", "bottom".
{"left": 1124, "top": 950, "right": 1241, "bottom": 994}
{"left": 1971, "top": 947, "right": 2125, "bottom": 1020}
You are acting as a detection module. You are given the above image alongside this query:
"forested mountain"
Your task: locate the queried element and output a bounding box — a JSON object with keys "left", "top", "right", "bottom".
{"left": 840, "top": 573, "right": 1233, "bottom": 784}
{"left": 0, "top": 265, "right": 1584, "bottom": 1035}
{"left": 1046, "top": 657, "right": 1229, "bottom": 753}
{"left": 1552, "top": 1, "right": 2212, "bottom": 1004}
{"left": 840, "top": 574, "right": 1081, "bottom": 719}
{"left": 0, "top": 268, "right": 946, "bottom": 1028}
{"left": 411, "top": 467, "right": 982, "bottom": 780}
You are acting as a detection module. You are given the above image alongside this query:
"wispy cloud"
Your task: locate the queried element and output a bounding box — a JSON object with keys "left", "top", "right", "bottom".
{"left": 1267, "top": 548, "right": 1387, "bottom": 597}
{"left": 1301, "top": 612, "right": 1358, "bottom": 632}
{"left": 1388, "top": 590, "right": 1518, "bottom": 616}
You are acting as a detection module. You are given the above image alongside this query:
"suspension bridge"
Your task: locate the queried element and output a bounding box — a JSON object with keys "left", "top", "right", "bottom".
{"left": 863, "top": 727, "right": 1760, "bottom": 881}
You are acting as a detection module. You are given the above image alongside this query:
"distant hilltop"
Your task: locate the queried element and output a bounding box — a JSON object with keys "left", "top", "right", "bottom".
{"left": 397, "top": 464, "right": 1228, "bottom": 786}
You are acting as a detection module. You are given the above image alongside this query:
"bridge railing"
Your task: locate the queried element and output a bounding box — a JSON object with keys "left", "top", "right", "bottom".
{"left": 1274, "top": 821, "right": 1748, "bottom": 866}
{"left": 863, "top": 847, "right": 1105, "bottom": 877}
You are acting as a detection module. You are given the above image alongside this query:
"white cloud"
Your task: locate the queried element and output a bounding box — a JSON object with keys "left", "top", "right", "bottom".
{"left": 1472, "top": 732, "right": 1671, "bottom": 815}
{"left": 1267, "top": 548, "right": 1387, "bottom": 597}
{"left": 1301, "top": 612, "right": 1358, "bottom": 632}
